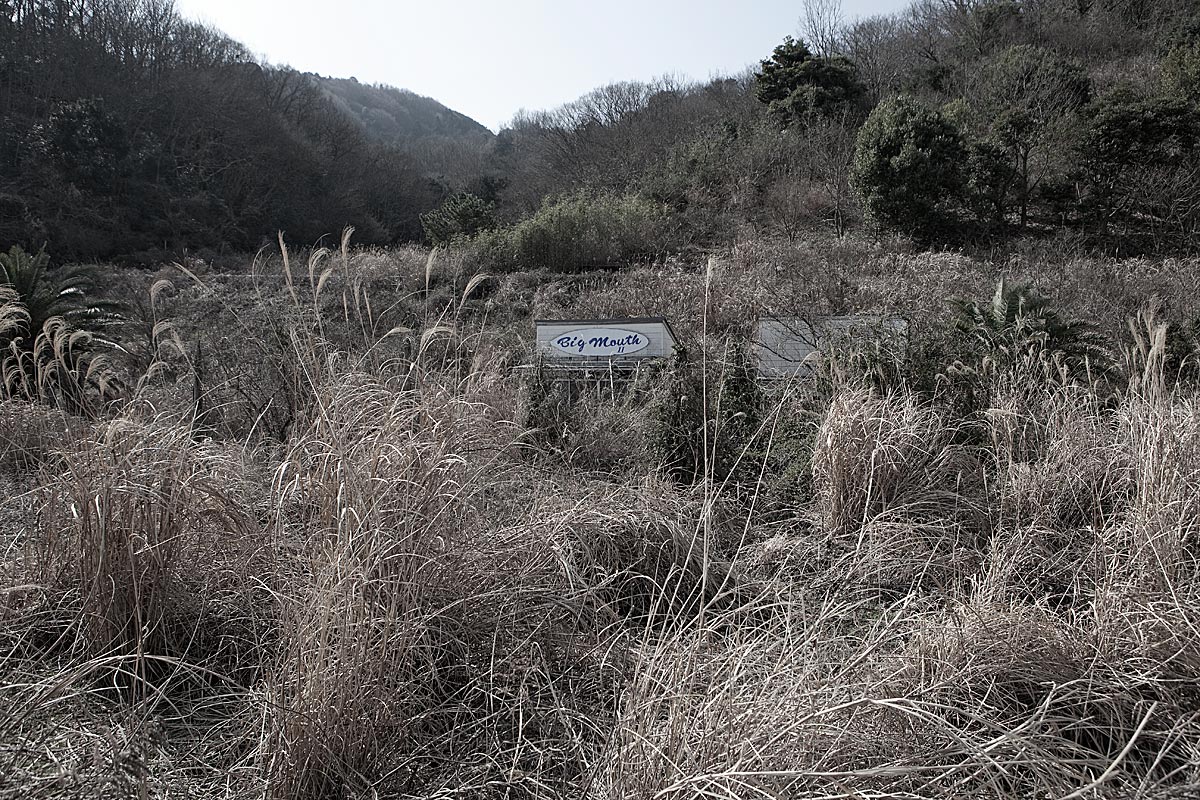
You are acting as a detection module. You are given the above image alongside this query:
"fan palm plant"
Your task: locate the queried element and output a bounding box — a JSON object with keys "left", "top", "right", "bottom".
{"left": 0, "top": 246, "right": 123, "bottom": 414}
{"left": 953, "top": 277, "right": 1112, "bottom": 380}
{"left": 0, "top": 245, "right": 123, "bottom": 347}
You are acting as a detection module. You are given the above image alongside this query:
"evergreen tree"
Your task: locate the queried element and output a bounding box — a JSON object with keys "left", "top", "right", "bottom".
{"left": 850, "top": 95, "right": 967, "bottom": 241}
{"left": 755, "top": 36, "right": 866, "bottom": 127}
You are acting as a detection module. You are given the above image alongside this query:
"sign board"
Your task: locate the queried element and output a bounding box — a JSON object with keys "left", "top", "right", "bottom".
{"left": 535, "top": 317, "right": 677, "bottom": 365}
{"left": 549, "top": 327, "right": 650, "bottom": 357}
{"left": 756, "top": 315, "right": 908, "bottom": 378}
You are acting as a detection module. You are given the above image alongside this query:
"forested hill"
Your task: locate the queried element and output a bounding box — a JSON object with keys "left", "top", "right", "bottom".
{"left": 459, "top": 0, "right": 1200, "bottom": 267}
{"left": 4, "top": 0, "right": 1200, "bottom": 264}
{"left": 319, "top": 78, "right": 494, "bottom": 146}
{"left": 0, "top": 0, "right": 487, "bottom": 261}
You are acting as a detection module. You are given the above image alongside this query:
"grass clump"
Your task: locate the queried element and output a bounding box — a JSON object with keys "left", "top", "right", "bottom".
{"left": 23, "top": 413, "right": 262, "bottom": 688}
{"left": 259, "top": 372, "right": 622, "bottom": 797}
{"left": 811, "top": 388, "right": 987, "bottom": 593}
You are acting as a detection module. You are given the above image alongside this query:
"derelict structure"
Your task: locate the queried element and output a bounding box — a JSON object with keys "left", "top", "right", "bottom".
{"left": 755, "top": 315, "right": 909, "bottom": 379}
{"left": 529, "top": 313, "right": 907, "bottom": 380}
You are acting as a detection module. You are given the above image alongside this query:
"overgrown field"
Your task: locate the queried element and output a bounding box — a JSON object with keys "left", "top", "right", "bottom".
{"left": 4, "top": 236, "right": 1200, "bottom": 798}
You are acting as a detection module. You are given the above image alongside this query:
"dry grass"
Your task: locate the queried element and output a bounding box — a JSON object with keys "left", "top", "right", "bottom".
{"left": 4, "top": 241, "right": 1200, "bottom": 799}
{"left": 260, "top": 371, "right": 522, "bottom": 797}
{"left": 810, "top": 389, "right": 987, "bottom": 593}
{"left": 23, "top": 413, "right": 263, "bottom": 681}
{"left": 0, "top": 400, "right": 73, "bottom": 470}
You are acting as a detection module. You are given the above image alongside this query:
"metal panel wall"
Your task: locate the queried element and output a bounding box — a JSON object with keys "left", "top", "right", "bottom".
{"left": 755, "top": 316, "right": 908, "bottom": 378}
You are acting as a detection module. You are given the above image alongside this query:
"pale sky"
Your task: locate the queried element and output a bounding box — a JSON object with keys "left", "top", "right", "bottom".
{"left": 173, "top": 0, "right": 910, "bottom": 131}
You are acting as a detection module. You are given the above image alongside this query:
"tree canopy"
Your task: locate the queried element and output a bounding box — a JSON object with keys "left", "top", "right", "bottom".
{"left": 755, "top": 36, "right": 866, "bottom": 127}
{"left": 851, "top": 95, "right": 967, "bottom": 240}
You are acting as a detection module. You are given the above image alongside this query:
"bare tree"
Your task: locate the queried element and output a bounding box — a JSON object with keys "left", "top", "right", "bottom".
{"left": 808, "top": 113, "right": 859, "bottom": 238}
{"left": 842, "top": 14, "right": 907, "bottom": 103}
{"left": 762, "top": 110, "right": 859, "bottom": 240}
{"left": 800, "top": 0, "right": 844, "bottom": 58}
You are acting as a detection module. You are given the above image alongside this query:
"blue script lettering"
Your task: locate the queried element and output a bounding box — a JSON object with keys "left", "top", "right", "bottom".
{"left": 553, "top": 330, "right": 648, "bottom": 356}
{"left": 554, "top": 334, "right": 586, "bottom": 353}
{"left": 586, "top": 333, "right": 643, "bottom": 354}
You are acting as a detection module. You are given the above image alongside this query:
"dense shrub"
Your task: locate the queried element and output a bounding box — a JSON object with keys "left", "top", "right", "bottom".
{"left": 420, "top": 192, "right": 496, "bottom": 245}
{"left": 850, "top": 95, "right": 968, "bottom": 241}
{"left": 470, "top": 192, "right": 674, "bottom": 272}
{"left": 743, "top": 390, "right": 823, "bottom": 513}
{"left": 957, "top": 277, "right": 1111, "bottom": 364}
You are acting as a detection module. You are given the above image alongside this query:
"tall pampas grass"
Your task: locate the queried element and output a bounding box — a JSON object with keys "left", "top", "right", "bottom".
{"left": 811, "top": 388, "right": 986, "bottom": 592}
{"left": 26, "top": 412, "right": 261, "bottom": 692}
{"left": 7, "top": 243, "right": 1200, "bottom": 799}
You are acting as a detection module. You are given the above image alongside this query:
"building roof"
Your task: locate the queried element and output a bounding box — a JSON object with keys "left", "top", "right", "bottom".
{"left": 534, "top": 316, "right": 680, "bottom": 343}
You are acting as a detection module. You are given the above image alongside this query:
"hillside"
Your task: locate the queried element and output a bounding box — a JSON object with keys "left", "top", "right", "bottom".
{"left": 0, "top": 3, "right": 463, "bottom": 260}
{"left": 318, "top": 77, "right": 495, "bottom": 146}
{"left": 4, "top": 0, "right": 1198, "bottom": 261}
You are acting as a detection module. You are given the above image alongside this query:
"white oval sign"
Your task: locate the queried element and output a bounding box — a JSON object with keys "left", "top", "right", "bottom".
{"left": 550, "top": 328, "right": 650, "bottom": 357}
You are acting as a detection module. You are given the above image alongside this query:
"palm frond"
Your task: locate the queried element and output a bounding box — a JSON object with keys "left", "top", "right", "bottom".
{"left": 954, "top": 276, "right": 1114, "bottom": 381}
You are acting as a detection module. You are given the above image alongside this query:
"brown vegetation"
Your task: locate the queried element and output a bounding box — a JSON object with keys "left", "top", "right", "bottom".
{"left": 2, "top": 232, "right": 1200, "bottom": 798}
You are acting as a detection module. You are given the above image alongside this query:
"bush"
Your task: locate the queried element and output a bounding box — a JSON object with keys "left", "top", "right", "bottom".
{"left": 0, "top": 245, "right": 124, "bottom": 415}
{"left": 471, "top": 191, "right": 674, "bottom": 272}
{"left": 949, "top": 277, "right": 1115, "bottom": 396}
{"left": 749, "top": 394, "right": 822, "bottom": 512}
{"left": 851, "top": 95, "right": 967, "bottom": 242}
{"left": 420, "top": 192, "right": 496, "bottom": 245}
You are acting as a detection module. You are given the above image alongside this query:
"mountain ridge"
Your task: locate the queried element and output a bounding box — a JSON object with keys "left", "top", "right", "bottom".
{"left": 317, "top": 76, "right": 496, "bottom": 147}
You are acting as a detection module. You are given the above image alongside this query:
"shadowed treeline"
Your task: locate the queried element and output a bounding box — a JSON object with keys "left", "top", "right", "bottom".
{"left": 0, "top": 0, "right": 461, "bottom": 260}
{"left": 7, "top": 0, "right": 1200, "bottom": 264}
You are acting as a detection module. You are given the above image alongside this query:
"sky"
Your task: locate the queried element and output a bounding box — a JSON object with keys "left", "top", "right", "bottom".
{"left": 172, "top": 0, "right": 910, "bottom": 132}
